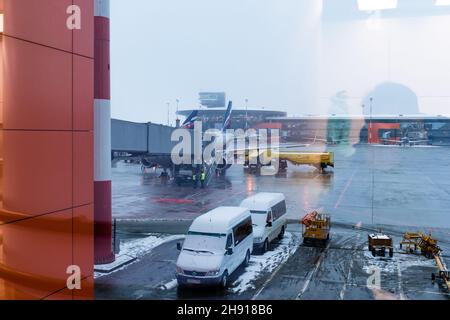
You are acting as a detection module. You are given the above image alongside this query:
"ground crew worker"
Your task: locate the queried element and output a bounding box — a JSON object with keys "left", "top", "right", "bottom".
{"left": 192, "top": 173, "right": 198, "bottom": 189}
{"left": 200, "top": 170, "right": 206, "bottom": 189}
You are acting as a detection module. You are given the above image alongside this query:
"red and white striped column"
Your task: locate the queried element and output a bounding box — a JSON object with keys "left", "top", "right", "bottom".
{"left": 94, "top": 0, "right": 115, "bottom": 264}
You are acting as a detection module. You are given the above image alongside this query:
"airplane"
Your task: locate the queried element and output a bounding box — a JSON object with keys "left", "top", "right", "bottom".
{"left": 141, "top": 101, "right": 324, "bottom": 184}
{"left": 381, "top": 131, "right": 431, "bottom": 146}
{"left": 181, "top": 110, "right": 199, "bottom": 129}
{"left": 208, "top": 102, "right": 323, "bottom": 172}
{"left": 306, "top": 136, "right": 351, "bottom": 145}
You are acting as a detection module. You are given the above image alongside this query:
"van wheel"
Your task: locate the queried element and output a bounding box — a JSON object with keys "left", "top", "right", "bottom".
{"left": 244, "top": 250, "right": 250, "bottom": 267}
{"left": 278, "top": 226, "right": 285, "bottom": 240}
{"left": 221, "top": 271, "right": 229, "bottom": 288}
{"left": 263, "top": 239, "right": 269, "bottom": 253}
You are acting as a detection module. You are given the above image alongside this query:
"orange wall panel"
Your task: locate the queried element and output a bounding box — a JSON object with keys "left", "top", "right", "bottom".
{"left": 73, "top": 276, "right": 93, "bottom": 300}
{"left": 1, "top": 210, "right": 72, "bottom": 298}
{"left": 2, "top": 131, "right": 72, "bottom": 218}
{"left": 3, "top": 0, "right": 72, "bottom": 52}
{"left": 1, "top": 0, "right": 95, "bottom": 300}
{"left": 3, "top": 37, "right": 72, "bottom": 130}
{"left": 43, "top": 288, "right": 73, "bottom": 300}
{"left": 73, "top": 55, "right": 94, "bottom": 131}
{"left": 0, "top": 279, "right": 44, "bottom": 300}
{"left": 73, "top": 0, "right": 94, "bottom": 58}
{"left": 370, "top": 123, "right": 401, "bottom": 144}
{"left": 74, "top": 205, "right": 93, "bottom": 280}
{"left": 74, "top": 132, "right": 93, "bottom": 207}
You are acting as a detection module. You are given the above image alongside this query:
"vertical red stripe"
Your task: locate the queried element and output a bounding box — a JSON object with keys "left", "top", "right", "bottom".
{"left": 94, "top": 181, "right": 114, "bottom": 264}
{"left": 94, "top": 17, "right": 110, "bottom": 100}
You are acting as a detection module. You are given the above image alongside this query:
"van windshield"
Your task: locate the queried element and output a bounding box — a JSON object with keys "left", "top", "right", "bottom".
{"left": 184, "top": 232, "right": 227, "bottom": 254}
{"left": 250, "top": 211, "right": 269, "bottom": 226}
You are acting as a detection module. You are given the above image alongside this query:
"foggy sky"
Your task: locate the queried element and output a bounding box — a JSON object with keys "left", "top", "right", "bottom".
{"left": 110, "top": 0, "right": 450, "bottom": 125}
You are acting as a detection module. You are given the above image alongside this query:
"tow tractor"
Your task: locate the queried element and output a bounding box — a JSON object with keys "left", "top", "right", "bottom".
{"left": 300, "top": 211, "right": 331, "bottom": 247}
{"left": 368, "top": 233, "right": 394, "bottom": 258}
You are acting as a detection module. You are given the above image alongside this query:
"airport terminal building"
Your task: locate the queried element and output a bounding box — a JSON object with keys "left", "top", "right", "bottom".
{"left": 178, "top": 109, "right": 450, "bottom": 145}
{"left": 268, "top": 115, "right": 450, "bottom": 145}
{"left": 177, "top": 109, "right": 287, "bottom": 130}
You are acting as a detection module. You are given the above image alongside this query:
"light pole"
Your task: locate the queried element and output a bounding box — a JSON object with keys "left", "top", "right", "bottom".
{"left": 245, "top": 98, "right": 249, "bottom": 130}
{"left": 363, "top": 98, "right": 374, "bottom": 144}
{"left": 369, "top": 97, "right": 373, "bottom": 144}
{"left": 363, "top": 99, "right": 375, "bottom": 224}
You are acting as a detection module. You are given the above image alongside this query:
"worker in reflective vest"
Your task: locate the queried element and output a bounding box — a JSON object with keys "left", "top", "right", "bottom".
{"left": 192, "top": 173, "right": 198, "bottom": 189}
{"left": 200, "top": 170, "right": 206, "bottom": 189}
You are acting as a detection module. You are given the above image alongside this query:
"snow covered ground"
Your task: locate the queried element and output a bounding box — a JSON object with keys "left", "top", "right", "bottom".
{"left": 231, "top": 232, "right": 301, "bottom": 294}
{"left": 95, "top": 231, "right": 301, "bottom": 294}
{"left": 94, "top": 234, "right": 185, "bottom": 279}
{"left": 362, "top": 250, "right": 435, "bottom": 275}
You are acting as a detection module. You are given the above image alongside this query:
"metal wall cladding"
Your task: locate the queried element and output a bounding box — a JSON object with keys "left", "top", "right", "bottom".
{"left": 3, "top": 37, "right": 72, "bottom": 131}
{"left": 1, "top": 0, "right": 94, "bottom": 300}
{"left": 4, "top": 0, "right": 73, "bottom": 52}
{"left": 2, "top": 131, "right": 73, "bottom": 218}
{"left": 111, "top": 120, "right": 196, "bottom": 156}
{"left": 148, "top": 124, "right": 181, "bottom": 155}
{"left": 111, "top": 119, "right": 148, "bottom": 153}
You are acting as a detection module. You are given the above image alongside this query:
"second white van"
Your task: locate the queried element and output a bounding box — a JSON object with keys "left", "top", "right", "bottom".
{"left": 176, "top": 207, "right": 253, "bottom": 288}
{"left": 240, "top": 193, "right": 288, "bottom": 253}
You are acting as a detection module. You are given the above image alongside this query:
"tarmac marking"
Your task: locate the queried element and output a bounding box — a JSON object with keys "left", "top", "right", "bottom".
{"left": 213, "top": 190, "right": 247, "bottom": 207}
{"left": 334, "top": 169, "right": 358, "bottom": 209}
{"left": 396, "top": 261, "right": 407, "bottom": 300}
{"left": 406, "top": 290, "right": 450, "bottom": 297}
{"left": 251, "top": 259, "right": 286, "bottom": 300}
{"left": 296, "top": 242, "right": 331, "bottom": 300}
{"left": 282, "top": 275, "right": 308, "bottom": 280}
{"left": 339, "top": 233, "right": 361, "bottom": 300}
{"left": 185, "top": 190, "right": 208, "bottom": 199}
{"left": 426, "top": 176, "right": 450, "bottom": 196}
{"left": 154, "top": 198, "right": 194, "bottom": 204}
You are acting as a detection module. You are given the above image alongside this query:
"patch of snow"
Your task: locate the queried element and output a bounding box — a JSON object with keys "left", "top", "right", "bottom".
{"left": 231, "top": 232, "right": 300, "bottom": 294}
{"left": 363, "top": 250, "right": 435, "bottom": 275}
{"left": 160, "top": 279, "right": 178, "bottom": 290}
{"left": 120, "top": 234, "right": 185, "bottom": 258}
{"left": 369, "top": 234, "right": 391, "bottom": 240}
{"left": 94, "top": 234, "right": 185, "bottom": 279}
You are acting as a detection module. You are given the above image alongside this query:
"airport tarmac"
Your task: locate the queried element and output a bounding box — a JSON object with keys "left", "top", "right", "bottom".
{"left": 95, "top": 144, "right": 450, "bottom": 300}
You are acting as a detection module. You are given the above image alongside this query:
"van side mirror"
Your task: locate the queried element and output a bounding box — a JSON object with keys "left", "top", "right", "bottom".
{"left": 266, "top": 222, "right": 273, "bottom": 228}
{"left": 227, "top": 248, "right": 233, "bottom": 255}
{"left": 177, "top": 243, "right": 182, "bottom": 251}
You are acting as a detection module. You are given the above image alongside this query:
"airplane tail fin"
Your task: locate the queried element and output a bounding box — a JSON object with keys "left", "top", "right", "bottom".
{"left": 221, "top": 101, "right": 233, "bottom": 132}
{"left": 181, "top": 110, "right": 199, "bottom": 129}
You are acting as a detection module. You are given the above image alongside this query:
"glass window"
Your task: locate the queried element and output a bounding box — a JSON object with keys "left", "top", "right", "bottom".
{"left": 226, "top": 234, "right": 233, "bottom": 249}
{"left": 271, "top": 201, "right": 287, "bottom": 221}
{"left": 232, "top": 217, "right": 253, "bottom": 246}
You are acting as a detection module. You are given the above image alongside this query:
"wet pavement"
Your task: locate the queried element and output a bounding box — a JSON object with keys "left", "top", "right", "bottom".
{"left": 96, "top": 144, "right": 450, "bottom": 300}
{"left": 112, "top": 144, "right": 450, "bottom": 228}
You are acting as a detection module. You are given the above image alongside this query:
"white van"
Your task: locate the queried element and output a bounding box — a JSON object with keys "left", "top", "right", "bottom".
{"left": 176, "top": 207, "right": 253, "bottom": 288}
{"left": 240, "top": 193, "right": 288, "bottom": 253}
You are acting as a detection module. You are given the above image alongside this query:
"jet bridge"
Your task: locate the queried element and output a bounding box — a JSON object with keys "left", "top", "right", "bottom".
{"left": 111, "top": 119, "right": 178, "bottom": 155}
